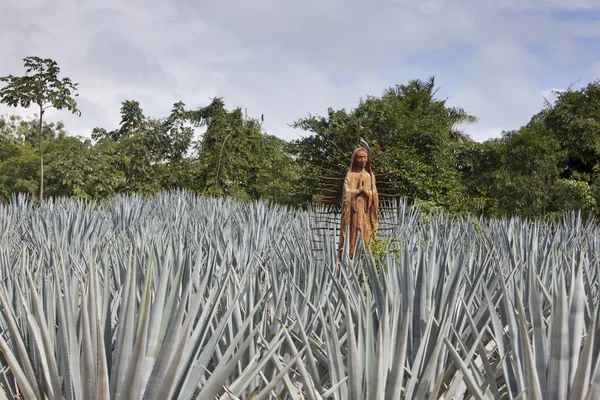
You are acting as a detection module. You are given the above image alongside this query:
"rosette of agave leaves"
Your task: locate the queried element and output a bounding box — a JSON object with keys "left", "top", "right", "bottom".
{"left": 0, "top": 191, "right": 599, "bottom": 399}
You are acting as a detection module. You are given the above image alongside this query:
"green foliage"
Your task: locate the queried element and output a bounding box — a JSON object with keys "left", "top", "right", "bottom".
{"left": 82, "top": 98, "right": 301, "bottom": 203}
{"left": 293, "top": 76, "right": 477, "bottom": 212}
{"left": 188, "top": 98, "right": 301, "bottom": 203}
{"left": 460, "top": 119, "right": 565, "bottom": 217}
{"left": 6, "top": 68, "right": 600, "bottom": 219}
{"left": 0, "top": 144, "right": 38, "bottom": 199}
{"left": 82, "top": 138, "right": 127, "bottom": 198}
{"left": 544, "top": 82, "right": 600, "bottom": 175}
{"left": 0, "top": 114, "right": 73, "bottom": 199}
{"left": 0, "top": 56, "right": 80, "bottom": 202}
{"left": 541, "top": 81, "right": 600, "bottom": 215}
{"left": 455, "top": 80, "right": 600, "bottom": 219}
{"left": 243, "top": 134, "right": 305, "bottom": 205}
{"left": 0, "top": 57, "right": 79, "bottom": 113}
{"left": 0, "top": 113, "right": 67, "bottom": 146}
{"left": 369, "top": 235, "right": 401, "bottom": 265}
{"left": 552, "top": 177, "right": 597, "bottom": 215}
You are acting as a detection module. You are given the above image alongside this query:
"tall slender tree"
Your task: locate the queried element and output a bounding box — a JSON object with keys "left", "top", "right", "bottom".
{"left": 0, "top": 56, "right": 80, "bottom": 202}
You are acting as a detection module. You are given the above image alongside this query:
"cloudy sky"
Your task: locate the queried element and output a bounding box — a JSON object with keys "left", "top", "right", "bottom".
{"left": 1, "top": 0, "right": 600, "bottom": 142}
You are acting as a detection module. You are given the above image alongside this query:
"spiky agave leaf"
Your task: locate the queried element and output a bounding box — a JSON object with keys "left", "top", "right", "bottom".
{"left": 0, "top": 192, "right": 599, "bottom": 400}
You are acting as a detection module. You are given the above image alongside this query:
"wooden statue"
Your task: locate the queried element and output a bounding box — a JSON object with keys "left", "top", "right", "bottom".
{"left": 338, "top": 147, "right": 379, "bottom": 258}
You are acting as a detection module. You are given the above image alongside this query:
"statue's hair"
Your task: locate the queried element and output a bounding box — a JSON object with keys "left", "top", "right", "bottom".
{"left": 349, "top": 147, "right": 372, "bottom": 174}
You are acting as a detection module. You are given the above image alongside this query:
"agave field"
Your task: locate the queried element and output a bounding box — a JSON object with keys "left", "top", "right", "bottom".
{"left": 0, "top": 191, "right": 599, "bottom": 399}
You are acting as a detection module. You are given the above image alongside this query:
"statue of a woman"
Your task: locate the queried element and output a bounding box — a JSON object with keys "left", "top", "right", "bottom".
{"left": 338, "top": 147, "right": 378, "bottom": 258}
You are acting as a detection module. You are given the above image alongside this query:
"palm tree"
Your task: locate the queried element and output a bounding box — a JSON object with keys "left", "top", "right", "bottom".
{"left": 447, "top": 107, "right": 478, "bottom": 143}
{"left": 384, "top": 76, "right": 478, "bottom": 142}
{"left": 384, "top": 76, "right": 439, "bottom": 107}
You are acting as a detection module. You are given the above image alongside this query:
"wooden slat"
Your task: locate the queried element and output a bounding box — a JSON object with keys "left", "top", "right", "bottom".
{"left": 318, "top": 176, "right": 344, "bottom": 181}
{"left": 375, "top": 169, "right": 401, "bottom": 177}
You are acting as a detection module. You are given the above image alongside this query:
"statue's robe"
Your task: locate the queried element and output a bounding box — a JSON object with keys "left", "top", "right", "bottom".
{"left": 338, "top": 150, "right": 378, "bottom": 258}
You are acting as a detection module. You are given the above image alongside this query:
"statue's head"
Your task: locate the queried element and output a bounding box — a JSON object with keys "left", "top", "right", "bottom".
{"left": 350, "top": 148, "right": 370, "bottom": 172}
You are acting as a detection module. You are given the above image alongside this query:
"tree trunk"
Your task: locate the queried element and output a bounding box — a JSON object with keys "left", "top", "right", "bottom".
{"left": 39, "top": 105, "right": 44, "bottom": 204}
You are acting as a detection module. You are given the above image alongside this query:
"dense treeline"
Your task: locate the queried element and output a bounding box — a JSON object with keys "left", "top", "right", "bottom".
{"left": 0, "top": 98, "right": 305, "bottom": 205}
{"left": 2, "top": 72, "right": 600, "bottom": 218}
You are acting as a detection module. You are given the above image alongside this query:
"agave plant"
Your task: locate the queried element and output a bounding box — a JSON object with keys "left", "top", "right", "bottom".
{"left": 0, "top": 191, "right": 599, "bottom": 399}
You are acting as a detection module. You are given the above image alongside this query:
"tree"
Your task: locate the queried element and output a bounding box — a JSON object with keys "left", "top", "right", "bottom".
{"left": 144, "top": 102, "right": 194, "bottom": 163}
{"left": 1, "top": 114, "right": 66, "bottom": 146}
{"left": 44, "top": 136, "right": 92, "bottom": 198}
{"left": 536, "top": 81, "right": 600, "bottom": 213}
{"left": 384, "top": 76, "right": 478, "bottom": 141}
{"left": 186, "top": 98, "right": 301, "bottom": 201}
{"left": 0, "top": 114, "right": 73, "bottom": 200}
{"left": 543, "top": 82, "right": 600, "bottom": 177}
{"left": 293, "top": 77, "right": 478, "bottom": 211}
{"left": 459, "top": 119, "right": 564, "bottom": 217}
{"left": 89, "top": 100, "right": 200, "bottom": 195}
{"left": 118, "top": 100, "right": 145, "bottom": 139}
{"left": 188, "top": 98, "right": 250, "bottom": 197}
{"left": 0, "top": 143, "right": 38, "bottom": 200}
{"left": 0, "top": 56, "right": 80, "bottom": 203}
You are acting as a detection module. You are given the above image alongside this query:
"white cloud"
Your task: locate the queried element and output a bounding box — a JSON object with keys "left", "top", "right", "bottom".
{"left": 476, "top": 0, "right": 600, "bottom": 10}
{"left": 464, "top": 125, "right": 509, "bottom": 142}
{"left": 541, "top": 87, "right": 564, "bottom": 104}
{"left": 1, "top": 0, "right": 600, "bottom": 142}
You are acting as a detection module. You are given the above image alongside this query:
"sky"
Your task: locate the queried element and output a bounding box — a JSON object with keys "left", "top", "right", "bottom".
{"left": 1, "top": 0, "right": 600, "bottom": 143}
